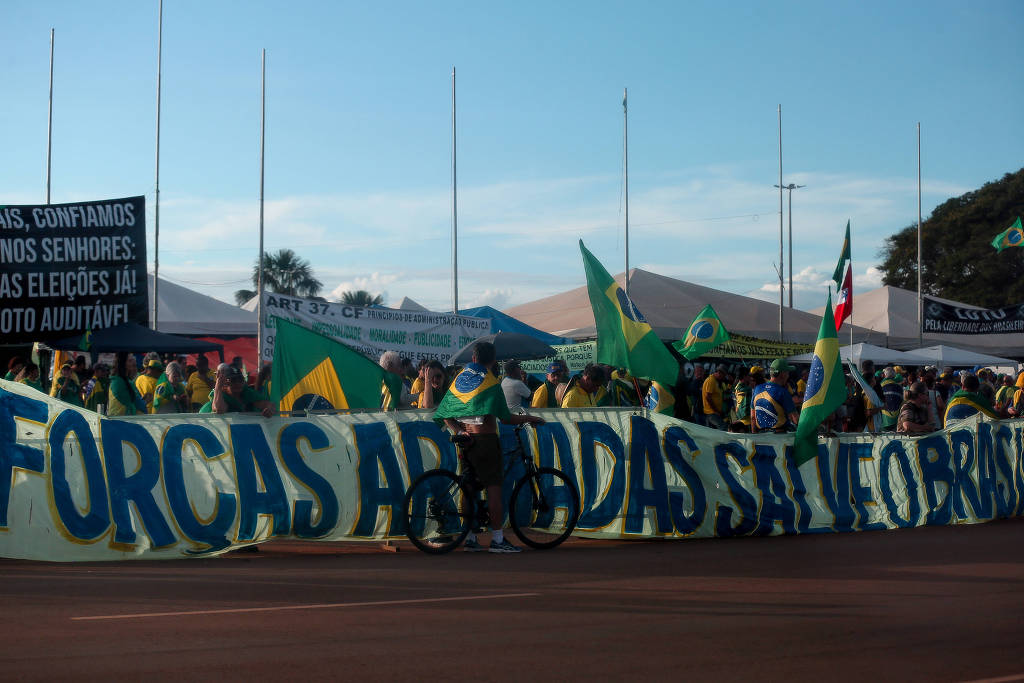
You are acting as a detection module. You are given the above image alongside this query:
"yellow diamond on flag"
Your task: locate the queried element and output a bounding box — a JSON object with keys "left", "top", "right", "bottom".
{"left": 279, "top": 357, "right": 350, "bottom": 410}
{"left": 603, "top": 281, "right": 652, "bottom": 352}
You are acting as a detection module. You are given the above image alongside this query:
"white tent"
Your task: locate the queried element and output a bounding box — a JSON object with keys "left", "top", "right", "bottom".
{"left": 788, "top": 343, "right": 924, "bottom": 368}
{"left": 150, "top": 275, "right": 256, "bottom": 336}
{"left": 395, "top": 296, "right": 428, "bottom": 311}
{"left": 901, "top": 344, "right": 1020, "bottom": 370}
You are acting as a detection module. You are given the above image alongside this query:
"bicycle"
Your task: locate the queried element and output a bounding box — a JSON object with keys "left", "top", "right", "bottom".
{"left": 402, "top": 424, "right": 581, "bottom": 554}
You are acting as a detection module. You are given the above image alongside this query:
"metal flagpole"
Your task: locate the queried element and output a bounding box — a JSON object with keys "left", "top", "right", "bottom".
{"left": 257, "top": 49, "right": 266, "bottom": 361}
{"left": 623, "top": 87, "right": 629, "bottom": 296}
{"left": 777, "top": 105, "right": 784, "bottom": 340}
{"left": 921, "top": 122, "right": 929, "bottom": 348}
{"left": 153, "top": 0, "right": 162, "bottom": 330}
{"left": 46, "top": 28, "right": 54, "bottom": 204}
{"left": 451, "top": 67, "right": 458, "bottom": 314}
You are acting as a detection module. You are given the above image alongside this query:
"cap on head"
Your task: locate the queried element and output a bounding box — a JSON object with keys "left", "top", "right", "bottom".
{"left": 146, "top": 359, "right": 164, "bottom": 371}
{"left": 770, "top": 358, "right": 795, "bottom": 374}
{"left": 546, "top": 360, "right": 567, "bottom": 374}
{"left": 225, "top": 365, "right": 244, "bottom": 382}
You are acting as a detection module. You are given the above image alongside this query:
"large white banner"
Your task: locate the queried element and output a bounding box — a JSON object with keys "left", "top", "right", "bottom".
{"left": 1, "top": 379, "right": 1022, "bottom": 561}
{"left": 257, "top": 293, "right": 491, "bottom": 364}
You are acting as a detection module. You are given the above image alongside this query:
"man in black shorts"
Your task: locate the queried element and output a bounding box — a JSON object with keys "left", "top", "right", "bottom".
{"left": 436, "top": 341, "right": 544, "bottom": 553}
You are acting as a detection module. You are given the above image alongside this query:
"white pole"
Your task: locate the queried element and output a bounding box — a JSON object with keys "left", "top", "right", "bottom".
{"left": 917, "top": 122, "right": 922, "bottom": 348}
{"left": 257, "top": 50, "right": 266, "bottom": 361}
{"left": 777, "top": 105, "right": 784, "bottom": 340}
{"left": 623, "top": 87, "right": 630, "bottom": 296}
{"left": 451, "top": 67, "right": 458, "bottom": 314}
{"left": 153, "top": 0, "right": 162, "bottom": 330}
{"left": 46, "top": 29, "right": 54, "bottom": 204}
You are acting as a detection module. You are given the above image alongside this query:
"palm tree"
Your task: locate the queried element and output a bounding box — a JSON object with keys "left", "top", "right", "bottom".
{"left": 234, "top": 249, "right": 323, "bottom": 305}
{"left": 339, "top": 290, "right": 384, "bottom": 307}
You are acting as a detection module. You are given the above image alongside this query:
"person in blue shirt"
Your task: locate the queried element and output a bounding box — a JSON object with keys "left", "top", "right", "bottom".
{"left": 751, "top": 358, "right": 800, "bottom": 433}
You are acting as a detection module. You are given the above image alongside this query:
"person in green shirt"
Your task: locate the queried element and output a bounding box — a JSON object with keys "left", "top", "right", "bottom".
{"left": 107, "top": 352, "right": 144, "bottom": 416}
{"left": 15, "top": 362, "right": 43, "bottom": 392}
{"left": 199, "top": 364, "right": 274, "bottom": 417}
{"left": 53, "top": 362, "right": 83, "bottom": 407}
{"left": 153, "top": 361, "right": 190, "bottom": 413}
{"left": 83, "top": 363, "right": 111, "bottom": 412}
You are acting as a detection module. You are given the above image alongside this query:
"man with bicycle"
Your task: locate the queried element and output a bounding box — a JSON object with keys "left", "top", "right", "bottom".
{"left": 435, "top": 341, "right": 545, "bottom": 553}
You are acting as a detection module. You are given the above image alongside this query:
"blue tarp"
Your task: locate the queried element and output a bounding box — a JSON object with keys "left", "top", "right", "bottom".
{"left": 458, "top": 305, "right": 573, "bottom": 346}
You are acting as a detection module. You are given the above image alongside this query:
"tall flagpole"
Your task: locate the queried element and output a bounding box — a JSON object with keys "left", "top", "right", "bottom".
{"left": 451, "top": 67, "right": 458, "bottom": 314}
{"left": 777, "top": 105, "right": 784, "bottom": 340}
{"left": 917, "top": 122, "right": 922, "bottom": 348}
{"left": 256, "top": 49, "right": 266, "bottom": 362}
{"left": 623, "top": 87, "right": 630, "bottom": 296}
{"left": 46, "top": 28, "right": 54, "bottom": 204}
{"left": 153, "top": 0, "right": 162, "bottom": 330}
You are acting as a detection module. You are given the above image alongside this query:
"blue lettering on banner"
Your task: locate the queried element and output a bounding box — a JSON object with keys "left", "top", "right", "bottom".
{"left": 991, "top": 424, "right": 1017, "bottom": 516}
{"left": 750, "top": 444, "right": 796, "bottom": 535}
{"left": 848, "top": 442, "right": 886, "bottom": 532}
{"left": 831, "top": 444, "right": 859, "bottom": 533}
{"left": 232, "top": 423, "right": 291, "bottom": 541}
{"left": 577, "top": 421, "right": 626, "bottom": 530}
{"left": 279, "top": 422, "right": 339, "bottom": 539}
{"left": 397, "top": 420, "right": 455, "bottom": 485}
{"left": 623, "top": 416, "right": 672, "bottom": 535}
{"left": 0, "top": 388, "right": 47, "bottom": 527}
{"left": 975, "top": 423, "right": 997, "bottom": 519}
{"left": 878, "top": 440, "right": 920, "bottom": 528}
{"left": 917, "top": 435, "right": 954, "bottom": 526}
{"left": 50, "top": 410, "right": 110, "bottom": 541}
{"left": 714, "top": 441, "right": 757, "bottom": 537}
{"left": 161, "top": 423, "right": 236, "bottom": 552}
{"left": 813, "top": 445, "right": 841, "bottom": 532}
{"left": 533, "top": 422, "right": 579, "bottom": 493}
{"left": 351, "top": 422, "right": 405, "bottom": 537}
{"left": 1015, "top": 427, "right": 1024, "bottom": 516}
{"left": 662, "top": 425, "right": 706, "bottom": 535}
{"left": 783, "top": 446, "right": 823, "bottom": 534}
{"left": 949, "top": 428, "right": 982, "bottom": 520}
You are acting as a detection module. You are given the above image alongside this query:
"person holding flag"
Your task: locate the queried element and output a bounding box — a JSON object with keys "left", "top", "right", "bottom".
{"left": 434, "top": 340, "right": 545, "bottom": 553}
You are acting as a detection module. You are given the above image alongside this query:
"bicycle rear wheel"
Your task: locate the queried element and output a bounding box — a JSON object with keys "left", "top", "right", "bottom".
{"left": 403, "top": 469, "right": 472, "bottom": 554}
{"left": 509, "top": 466, "right": 580, "bottom": 550}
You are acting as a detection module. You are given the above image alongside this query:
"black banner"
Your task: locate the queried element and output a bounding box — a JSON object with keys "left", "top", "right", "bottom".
{"left": 0, "top": 196, "right": 147, "bottom": 343}
{"left": 923, "top": 296, "right": 1024, "bottom": 335}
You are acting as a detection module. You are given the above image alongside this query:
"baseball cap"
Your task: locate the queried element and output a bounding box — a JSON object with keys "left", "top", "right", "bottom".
{"left": 225, "top": 365, "right": 244, "bottom": 382}
{"left": 146, "top": 359, "right": 164, "bottom": 371}
{"left": 770, "top": 358, "right": 795, "bottom": 373}
{"left": 749, "top": 365, "right": 764, "bottom": 375}
{"left": 546, "top": 360, "right": 568, "bottom": 374}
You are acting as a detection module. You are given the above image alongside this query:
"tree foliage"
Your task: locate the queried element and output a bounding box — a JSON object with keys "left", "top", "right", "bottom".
{"left": 234, "top": 249, "right": 323, "bottom": 305}
{"left": 878, "top": 167, "right": 1024, "bottom": 308}
{"left": 339, "top": 290, "right": 384, "bottom": 307}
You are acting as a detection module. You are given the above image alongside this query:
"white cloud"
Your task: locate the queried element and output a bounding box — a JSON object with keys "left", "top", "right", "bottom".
{"left": 329, "top": 272, "right": 402, "bottom": 304}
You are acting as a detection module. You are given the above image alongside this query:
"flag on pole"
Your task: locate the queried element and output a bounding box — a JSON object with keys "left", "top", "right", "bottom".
{"left": 831, "top": 220, "right": 851, "bottom": 287}
{"left": 579, "top": 240, "right": 679, "bottom": 386}
{"left": 793, "top": 292, "right": 847, "bottom": 466}
{"left": 270, "top": 316, "right": 401, "bottom": 411}
{"left": 991, "top": 216, "right": 1023, "bottom": 253}
{"left": 673, "top": 304, "right": 730, "bottom": 360}
{"left": 847, "top": 360, "right": 883, "bottom": 433}
{"left": 833, "top": 263, "right": 853, "bottom": 331}
{"left": 433, "top": 362, "right": 511, "bottom": 423}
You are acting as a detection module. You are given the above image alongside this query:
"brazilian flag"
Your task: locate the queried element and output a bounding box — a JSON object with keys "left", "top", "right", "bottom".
{"left": 433, "top": 362, "right": 511, "bottom": 422}
{"left": 943, "top": 391, "right": 997, "bottom": 426}
{"left": 579, "top": 241, "right": 678, "bottom": 387}
{"left": 793, "top": 292, "right": 847, "bottom": 466}
{"left": 673, "top": 304, "right": 730, "bottom": 360}
{"left": 644, "top": 380, "right": 675, "bottom": 416}
{"left": 991, "top": 216, "right": 1023, "bottom": 253}
{"left": 270, "top": 317, "right": 401, "bottom": 411}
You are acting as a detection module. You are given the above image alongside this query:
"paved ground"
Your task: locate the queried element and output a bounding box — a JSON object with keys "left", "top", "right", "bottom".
{"left": 1, "top": 520, "right": 1023, "bottom": 682}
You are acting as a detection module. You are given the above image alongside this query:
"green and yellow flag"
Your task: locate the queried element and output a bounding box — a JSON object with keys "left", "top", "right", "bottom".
{"left": 673, "top": 304, "right": 730, "bottom": 360}
{"left": 433, "top": 362, "right": 511, "bottom": 422}
{"left": 579, "top": 241, "right": 678, "bottom": 386}
{"left": 270, "top": 317, "right": 400, "bottom": 411}
{"left": 991, "top": 216, "right": 1023, "bottom": 253}
{"left": 793, "top": 292, "right": 847, "bottom": 466}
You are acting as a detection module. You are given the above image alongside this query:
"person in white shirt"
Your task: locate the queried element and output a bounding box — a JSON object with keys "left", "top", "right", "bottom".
{"left": 501, "top": 360, "right": 532, "bottom": 413}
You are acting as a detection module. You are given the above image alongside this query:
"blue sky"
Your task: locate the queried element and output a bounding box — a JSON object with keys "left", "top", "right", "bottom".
{"left": 3, "top": 1, "right": 1022, "bottom": 313}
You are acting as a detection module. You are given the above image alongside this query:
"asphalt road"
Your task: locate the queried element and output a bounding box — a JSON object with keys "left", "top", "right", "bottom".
{"left": 1, "top": 520, "right": 1022, "bottom": 682}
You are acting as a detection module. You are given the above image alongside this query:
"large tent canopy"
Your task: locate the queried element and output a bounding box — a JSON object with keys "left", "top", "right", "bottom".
{"left": 150, "top": 275, "right": 256, "bottom": 336}
{"left": 50, "top": 322, "right": 223, "bottom": 355}
{"left": 901, "top": 344, "right": 1019, "bottom": 369}
{"left": 787, "top": 343, "right": 924, "bottom": 368}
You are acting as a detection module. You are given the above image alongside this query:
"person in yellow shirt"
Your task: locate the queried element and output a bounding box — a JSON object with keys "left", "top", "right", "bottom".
{"left": 702, "top": 364, "right": 727, "bottom": 430}
{"left": 561, "top": 364, "right": 609, "bottom": 408}
{"left": 531, "top": 360, "right": 569, "bottom": 408}
{"left": 134, "top": 359, "right": 164, "bottom": 413}
{"left": 187, "top": 355, "right": 217, "bottom": 411}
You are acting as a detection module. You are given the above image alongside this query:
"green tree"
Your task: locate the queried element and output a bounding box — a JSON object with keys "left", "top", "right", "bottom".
{"left": 339, "top": 290, "right": 384, "bottom": 307}
{"left": 234, "top": 249, "right": 323, "bottom": 305}
{"left": 877, "top": 168, "right": 1024, "bottom": 308}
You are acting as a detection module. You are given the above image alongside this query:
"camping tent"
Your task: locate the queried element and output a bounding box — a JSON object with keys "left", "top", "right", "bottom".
{"left": 787, "top": 343, "right": 924, "bottom": 368}
{"left": 458, "top": 305, "right": 572, "bottom": 345}
{"left": 49, "top": 322, "right": 224, "bottom": 356}
{"left": 900, "top": 344, "right": 1020, "bottom": 370}
{"left": 503, "top": 268, "right": 875, "bottom": 344}
{"left": 150, "top": 275, "right": 256, "bottom": 336}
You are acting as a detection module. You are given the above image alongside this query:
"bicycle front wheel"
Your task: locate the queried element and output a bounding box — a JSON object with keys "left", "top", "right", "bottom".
{"left": 509, "top": 466, "right": 580, "bottom": 550}
{"left": 403, "top": 469, "right": 472, "bottom": 554}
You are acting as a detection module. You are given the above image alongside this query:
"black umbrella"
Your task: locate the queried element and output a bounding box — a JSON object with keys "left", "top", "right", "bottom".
{"left": 450, "top": 332, "right": 556, "bottom": 364}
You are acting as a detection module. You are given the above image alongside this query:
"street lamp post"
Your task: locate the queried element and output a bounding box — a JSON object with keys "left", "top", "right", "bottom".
{"left": 774, "top": 182, "right": 805, "bottom": 308}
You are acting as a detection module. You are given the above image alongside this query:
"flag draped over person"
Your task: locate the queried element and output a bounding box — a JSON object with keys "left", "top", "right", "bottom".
{"left": 833, "top": 263, "right": 853, "bottom": 330}
{"left": 991, "top": 216, "right": 1023, "bottom": 253}
{"left": 270, "top": 316, "right": 401, "bottom": 411}
{"left": 793, "top": 292, "right": 847, "bottom": 466}
{"left": 673, "top": 304, "right": 730, "bottom": 360}
{"left": 432, "top": 362, "right": 511, "bottom": 423}
{"left": 831, "top": 220, "right": 851, "bottom": 287}
{"left": 579, "top": 240, "right": 678, "bottom": 386}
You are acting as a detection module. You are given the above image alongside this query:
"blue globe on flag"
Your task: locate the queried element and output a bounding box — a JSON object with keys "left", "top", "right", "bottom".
{"left": 691, "top": 320, "right": 716, "bottom": 341}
